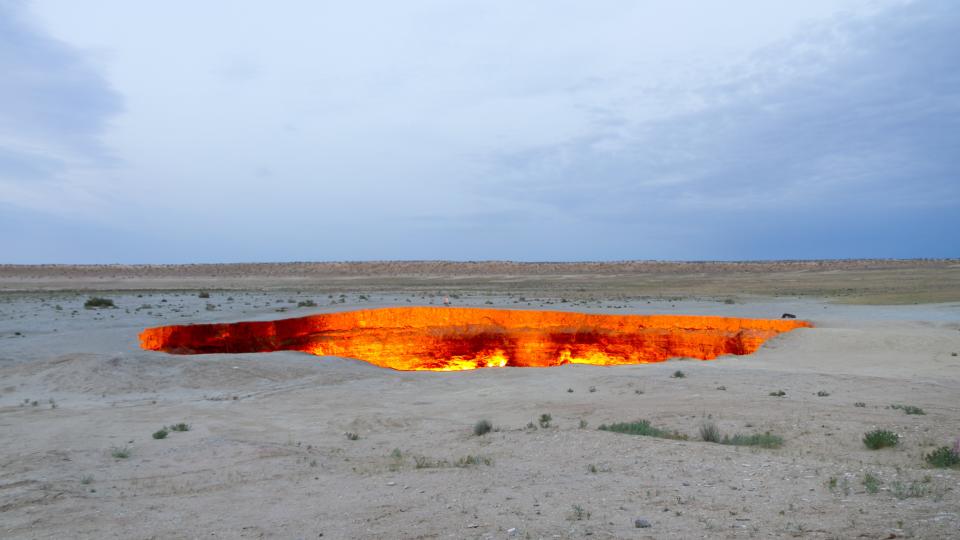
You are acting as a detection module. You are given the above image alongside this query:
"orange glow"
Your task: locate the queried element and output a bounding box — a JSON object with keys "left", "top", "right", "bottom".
{"left": 139, "top": 307, "right": 811, "bottom": 371}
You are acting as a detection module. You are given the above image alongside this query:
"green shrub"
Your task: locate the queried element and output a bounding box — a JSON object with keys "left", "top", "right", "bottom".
{"left": 599, "top": 420, "right": 688, "bottom": 440}
{"left": 84, "top": 297, "right": 115, "bottom": 309}
{"left": 723, "top": 432, "right": 784, "bottom": 449}
{"left": 345, "top": 432, "right": 359, "bottom": 440}
{"left": 671, "top": 370, "right": 686, "bottom": 378}
{"left": 111, "top": 446, "right": 131, "bottom": 459}
{"left": 863, "top": 429, "right": 899, "bottom": 449}
{"left": 169, "top": 422, "right": 190, "bottom": 432}
{"left": 473, "top": 419, "right": 492, "bottom": 436}
{"left": 863, "top": 473, "right": 881, "bottom": 494}
{"left": 538, "top": 413, "right": 552, "bottom": 428}
{"left": 699, "top": 421, "right": 721, "bottom": 443}
{"left": 152, "top": 429, "right": 168, "bottom": 440}
{"left": 890, "top": 404, "right": 925, "bottom": 415}
{"left": 924, "top": 446, "right": 960, "bottom": 468}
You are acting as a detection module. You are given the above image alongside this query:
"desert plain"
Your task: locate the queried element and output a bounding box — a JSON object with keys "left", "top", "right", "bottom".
{"left": 1, "top": 260, "right": 959, "bottom": 539}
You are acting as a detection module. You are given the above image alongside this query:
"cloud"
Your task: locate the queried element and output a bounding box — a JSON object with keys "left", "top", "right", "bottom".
{"left": 479, "top": 0, "right": 960, "bottom": 256}
{"left": 0, "top": 1, "right": 122, "bottom": 214}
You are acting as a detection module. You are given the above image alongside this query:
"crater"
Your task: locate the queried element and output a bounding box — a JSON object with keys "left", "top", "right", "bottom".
{"left": 139, "top": 307, "right": 811, "bottom": 371}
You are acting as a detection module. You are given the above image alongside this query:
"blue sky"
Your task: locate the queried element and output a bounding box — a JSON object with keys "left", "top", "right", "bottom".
{"left": 1, "top": 0, "right": 957, "bottom": 263}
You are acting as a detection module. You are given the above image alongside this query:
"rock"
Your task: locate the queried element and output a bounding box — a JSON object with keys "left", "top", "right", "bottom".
{"left": 635, "top": 518, "right": 652, "bottom": 528}
{"left": 781, "top": 313, "right": 797, "bottom": 319}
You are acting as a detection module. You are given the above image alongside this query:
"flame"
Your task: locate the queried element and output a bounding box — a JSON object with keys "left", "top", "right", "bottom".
{"left": 139, "top": 306, "right": 811, "bottom": 371}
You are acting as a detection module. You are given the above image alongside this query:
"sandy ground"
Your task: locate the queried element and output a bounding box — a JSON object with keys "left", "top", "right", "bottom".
{"left": 1, "top": 282, "right": 960, "bottom": 539}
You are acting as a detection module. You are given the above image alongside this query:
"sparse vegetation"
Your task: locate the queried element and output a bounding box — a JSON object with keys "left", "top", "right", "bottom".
{"left": 891, "top": 480, "right": 929, "bottom": 499}
{"left": 570, "top": 504, "right": 590, "bottom": 521}
{"left": 473, "top": 419, "right": 493, "bottom": 436}
{"left": 863, "top": 473, "right": 881, "bottom": 493}
{"left": 80, "top": 475, "right": 94, "bottom": 485}
{"left": 111, "top": 446, "right": 132, "bottom": 459}
{"left": 198, "top": 291, "right": 210, "bottom": 298}
{"left": 890, "top": 404, "right": 925, "bottom": 415}
{"left": 169, "top": 422, "right": 190, "bottom": 432}
{"left": 579, "top": 419, "right": 588, "bottom": 429}
{"left": 671, "top": 370, "right": 686, "bottom": 378}
{"left": 538, "top": 413, "right": 552, "bottom": 428}
{"left": 924, "top": 445, "right": 960, "bottom": 468}
{"left": 817, "top": 390, "right": 830, "bottom": 397}
{"left": 345, "top": 432, "right": 359, "bottom": 440}
{"left": 414, "top": 454, "right": 493, "bottom": 469}
{"left": 152, "top": 428, "right": 168, "bottom": 439}
{"left": 298, "top": 300, "right": 317, "bottom": 307}
{"left": 84, "top": 297, "right": 115, "bottom": 309}
{"left": 854, "top": 402, "right": 866, "bottom": 407}
{"left": 769, "top": 390, "right": 786, "bottom": 397}
{"left": 699, "top": 421, "right": 721, "bottom": 443}
{"left": 700, "top": 421, "right": 783, "bottom": 448}
{"left": 599, "top": 420, "right": 688, "bottom": 440}
{"left": 722, "top": 432, "right": 784, "bottom": 448}
{"left": 863, "top": 429, "right": 899, "bottom": 449}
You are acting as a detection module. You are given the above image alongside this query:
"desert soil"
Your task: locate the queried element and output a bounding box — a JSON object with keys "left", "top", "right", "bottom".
{"left": 1, "top": 262, "right": 959, "bottom": 539}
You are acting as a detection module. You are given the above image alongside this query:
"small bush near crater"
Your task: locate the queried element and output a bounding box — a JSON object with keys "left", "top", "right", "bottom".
{"left": 890, "top": 404, "right": 925, "bottom": 415}
{"left": 473, "top": 419, "right": 492, "bottom": 436}
{"left": 84, "top": 297, "right": 115, "bottom": 309}
{"left": 924, "top": 446, "right": 960, "bottom": 468}
{"left": 599, "top": 420, "right": 688, "bottom": 441}
{"left": 863, "top": 429, "right": 899, "bottom": 450}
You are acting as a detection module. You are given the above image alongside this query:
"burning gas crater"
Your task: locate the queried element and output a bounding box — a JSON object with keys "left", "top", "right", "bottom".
{"left": 139, "top": 307, "right": 811, "bottom": 371}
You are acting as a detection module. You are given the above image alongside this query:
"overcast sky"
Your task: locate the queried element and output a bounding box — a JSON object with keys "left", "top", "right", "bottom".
{"left": 2, "top": 0, "right": 957, "bottom": 263}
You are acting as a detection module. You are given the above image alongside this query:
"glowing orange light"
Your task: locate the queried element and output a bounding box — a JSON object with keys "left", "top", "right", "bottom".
{"left": 139, "top": 307, "right": 811, "bottom": 371}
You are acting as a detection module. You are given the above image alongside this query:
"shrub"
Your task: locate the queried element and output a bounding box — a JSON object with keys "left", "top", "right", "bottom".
{"left": 891, "top": 480, "right": 928, "bottom": 499}
{"left": 345, "top": 432, "right": 359, "bottom": 440}
{"left": 538, "top": 413, "right": 552, "bottom": 428}
{"left": 84, "top": 297, "right": 115, "bottom": 309}
{"left": 699, "top": 421, "right": 721, "bottom": 443}
{"left": 599, "top": 420, "right": 688, "bottom": 440}
{"left": 298, "top": 300, "right": 317, "bottom": 307}
{"left": 198, "top": 291, "right": 210, "bottom": 298}
{"left": 152, "top": 429, "right": 168, "bottom": 440}
{"left": 473, "top": 419, "right": 492, "bottom": 436}
{"left": 671, "top": 370, "right": 686, "bottom": 378}
{"left": 570, "top": 504, "right": 590, "bottom": 521}
{"left": 863, "top": 429, "right": 899, "bottom": 449}
{"left": 817, "top": 391, "right": 830, "bottom": 397}
{"left": 111, "top": 446, "right": 131, "bottom": 459}
{"left": 924, "top": 446, "right": 960, "bottom": 468}
{"left": 169, "top": 422, "right": 190, "bottom": 432}
{"left": 723, "top": 432, "right": 784, "bottom": 448}
{"left": 854, "top": 402, "right": 866, "bottom": 407}
{"left": 455, "top": 455, "right": 493, "bottom": 467}
{"left": 891, "top": 404, "right": 925, "bottom": 415}
{"left": 863, "top": 473, "right": 881, "bottom": 494}
{"left": 769, "top": 390, "right": 786, "bottom": 397}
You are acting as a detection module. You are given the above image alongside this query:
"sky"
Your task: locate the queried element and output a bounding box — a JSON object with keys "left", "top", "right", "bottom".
{"left": 1, "top": 0, "right": 958, "bottom": 263}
